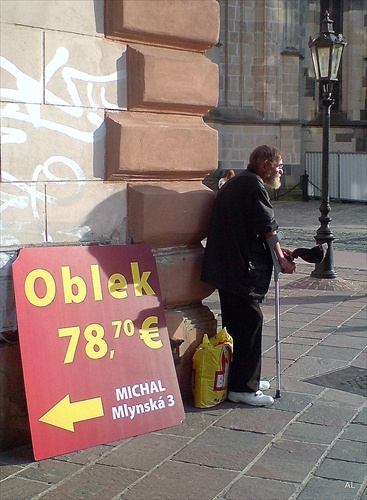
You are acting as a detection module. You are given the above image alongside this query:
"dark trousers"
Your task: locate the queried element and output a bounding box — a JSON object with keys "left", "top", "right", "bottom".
{"left": 219, "top": 289, "right": 263, "bottom": 393}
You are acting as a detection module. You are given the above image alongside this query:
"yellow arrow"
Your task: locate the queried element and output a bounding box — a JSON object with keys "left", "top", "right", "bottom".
{"left": 39, "top": 395, "right": 104, "bottom": 432}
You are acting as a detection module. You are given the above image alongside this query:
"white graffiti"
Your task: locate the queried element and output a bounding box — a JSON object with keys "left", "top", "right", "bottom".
{"left": 1, "top": 46, "right": 126, "bottom": 143}
{"left": 1, "top": 156, "right": 86, "bottom": 243}
{"left": 1, "top": 46, "right": 126, "bottom": 245}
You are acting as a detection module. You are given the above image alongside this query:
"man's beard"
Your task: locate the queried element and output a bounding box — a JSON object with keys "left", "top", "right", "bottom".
{"left": 264, "top": 174, "right": 282, "bottom": 190}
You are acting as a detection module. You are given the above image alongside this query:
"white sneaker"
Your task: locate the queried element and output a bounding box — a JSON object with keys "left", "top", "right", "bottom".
{"left": 259, "top": 380, "right": 270, "bottom": 391}
{"left": 228, "top": 390, "right": 274, "bottom": 407}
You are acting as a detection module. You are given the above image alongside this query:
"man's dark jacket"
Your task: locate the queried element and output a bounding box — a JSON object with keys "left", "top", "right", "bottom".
{"left": 201, "top": 169, "right": 278, "bottom": 301}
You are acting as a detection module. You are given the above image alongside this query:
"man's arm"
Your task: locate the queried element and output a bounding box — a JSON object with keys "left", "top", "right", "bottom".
{"left": 265, "top": 231, "right": 296, "bottom": 274}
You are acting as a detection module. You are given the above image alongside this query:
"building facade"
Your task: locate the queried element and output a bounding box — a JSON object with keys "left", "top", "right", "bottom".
{"left": 206, "top": 0, "right": 366, "bottom": 192}
{"left": 0, "top": 0, "right": 220, "bottom": 450}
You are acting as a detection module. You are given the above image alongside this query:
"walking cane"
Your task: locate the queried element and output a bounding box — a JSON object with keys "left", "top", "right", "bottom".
{"left": 266, "top": 236, "right": 326, "bottom": 399}
{"left": 266, "top": 232, "right": 283, "bottom": 399}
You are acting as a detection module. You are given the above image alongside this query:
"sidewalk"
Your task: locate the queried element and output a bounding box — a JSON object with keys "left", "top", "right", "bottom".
{"left": 0, "top": 201, "right": 366, "bottom": 500}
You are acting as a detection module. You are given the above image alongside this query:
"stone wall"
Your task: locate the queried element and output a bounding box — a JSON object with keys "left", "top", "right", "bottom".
{"left": 0, "top": 0, "right": 220, "bottom": 450}
{"left": 206, "top": 0, "right": 366, "bottom": 189}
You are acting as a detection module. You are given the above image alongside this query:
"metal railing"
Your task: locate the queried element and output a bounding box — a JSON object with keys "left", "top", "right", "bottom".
{"left": 305, "top": 152, "right": 367, "bottom": 202}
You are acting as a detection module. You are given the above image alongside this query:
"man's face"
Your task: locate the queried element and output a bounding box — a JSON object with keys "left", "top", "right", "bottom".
{"left": 263, "top": 159, "right": 284, "bottom": 189}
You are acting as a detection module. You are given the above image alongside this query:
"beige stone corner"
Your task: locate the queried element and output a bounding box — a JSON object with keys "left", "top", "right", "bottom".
{"left": 127, "top": 181, "right": 215, "bottom": 246}
{"left": 105, "top": 0, "right": 220, "bottom": 52}
{"left": 127, "top": 44, "right": 218, "bottom": 114}
{"left": 153, "top": 245, "right": 215, "bottom": 307}
{"left": 105, "top": 112, "right": 218, "bottom": 180}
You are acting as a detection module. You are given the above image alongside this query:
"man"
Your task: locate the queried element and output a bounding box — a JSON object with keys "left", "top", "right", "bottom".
{"left": 201, "top": 145, "right": 295, "bottom": 407}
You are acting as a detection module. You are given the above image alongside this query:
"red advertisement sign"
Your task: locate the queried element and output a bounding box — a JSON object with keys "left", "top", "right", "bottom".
{"left": 13, "top": 245, "right": 185, "bottom": 460}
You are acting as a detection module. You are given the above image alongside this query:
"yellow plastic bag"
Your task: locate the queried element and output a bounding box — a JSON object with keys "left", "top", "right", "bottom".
{"left": 192, "top": 328, "right": 233, "bottom": 408}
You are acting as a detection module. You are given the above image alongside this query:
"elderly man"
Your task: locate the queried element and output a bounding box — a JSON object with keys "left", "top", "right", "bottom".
{"left": 201, "top": 145, "right": 295, "bottom": 407}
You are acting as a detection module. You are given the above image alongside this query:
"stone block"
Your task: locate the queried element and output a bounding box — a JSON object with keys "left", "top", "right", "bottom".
{"left": 105, "top": 0, "right": 220, "bottom": 52}
{"left": 154, "top": 245, "right": 214, "bottom": 307}
{"left": 1, "top": 103, "right": 106, "bottom": 182}
{"left": 128, "top": 182, "right": 215, "bottom": 246}
{"left": 0, "top": 0, "right": 103, "bottom": 37}
{"left": 44, "top": 30, "right": 127, "bottom": 111}
{"left": 105, "top": 112, "right": 218, "bottom": 180}
{"left": 0, "top": 182, "right": 45, "bottom": 247}
{"left": 127, "top": 45, "right": 218, "bottom": 114}
{"left": 1, "top": 180, "right": 127, "bottom": 247}
{"left": 45, "top": 181, "right": 127, "bottom": 244}
{"left": 0, "top": 24, "right": 43, "bottom": 104}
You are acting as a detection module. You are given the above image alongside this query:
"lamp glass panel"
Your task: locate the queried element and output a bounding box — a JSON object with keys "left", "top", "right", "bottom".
{"left": 330, "top": 45, "right": 343, "bottom": 80}
{"left": 310, "top": 46, "right": 320, "bottom": 79}
{"left": 317, "top": 46, "right": 331, "bottom": 78}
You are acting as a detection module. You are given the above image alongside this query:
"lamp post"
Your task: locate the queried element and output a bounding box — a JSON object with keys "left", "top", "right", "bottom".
{"left": 308, "top": 11, "right": 347, "bottom": 279}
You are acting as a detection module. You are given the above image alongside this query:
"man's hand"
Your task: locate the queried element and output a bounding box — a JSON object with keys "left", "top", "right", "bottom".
{"left": 282, "top": 248, "right": 294, "bottom": 261}
{"left": 279, "top": 255, "right": 296, "bottom": 274}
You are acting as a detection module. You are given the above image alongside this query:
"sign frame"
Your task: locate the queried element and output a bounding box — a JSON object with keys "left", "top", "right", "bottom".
{"left": 13, "top": 244, "right": 185, "bottom": 460}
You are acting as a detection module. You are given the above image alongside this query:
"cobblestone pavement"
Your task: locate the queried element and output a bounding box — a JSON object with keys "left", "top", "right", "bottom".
{"left": 272, "top": 200, "right": 366, "bottom": 253}
{"left": 0, "top": 201, "right": 366, "bottom": 500}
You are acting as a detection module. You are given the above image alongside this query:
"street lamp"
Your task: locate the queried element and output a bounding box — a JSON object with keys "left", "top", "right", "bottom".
{"left": 308, "top": 11, "right": 347, "bottom": 279}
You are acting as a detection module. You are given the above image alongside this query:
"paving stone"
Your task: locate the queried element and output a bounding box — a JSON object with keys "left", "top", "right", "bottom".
{"left": 123, "top": 460, "right": 238, "bottom": 500}
{"left": 282, "top": 422, "right": 340, "bottom": 445}
{"left": 39, "top": 464, "right": 142, "bottom": 499}
{"left": 283, "top": 356, "right": 346, "bottom": 378}
{"left": 335, "top": 324, "right": 367, "bottom": 337}
{"left": 319, "top": 335, "right": 366, "bottom": 349}
{"left": 297, "top": 402, "right": 358, "bottom": 427}
{"left": 353, "top": 408, "right": 367, "bottom": 425}
{"left": 315, "top": 457, "right": 366, "bottom": 483}
{"left": 248, "top": 438, "right": 326, "bottom": 482}
{"left": 297, "top": 476, "right": 362, "bottom": 499}
{"left": 342, "top": 423, "right": 367, "bottom": 442}
{"left": 327, "top": 439, "right": 366, "bottom": 463}
{"left": 262, "top": 335, "right": 276, "bottom": 350}
{"left": 263, "top": 326, "right": 299, "bottom": 338}
{"left": 280, "top": 375, "right": 325, "bottom": 395}
{"left": 317, "top": 388, "right": 365, "bottom": 408}
{"left": 270, "top": 392, "right": 315, "bottom": 413}
{"left": 291, "top": 327, "right": 336, "bottom": 339}
{"left": 155, "top": 409, "right": 218, "bottom": 437}
{"left": 56, "top": 444, "right": 118, "bottom": 465}
{"left": 173, "top": 426, "right": 272, "bottom": 470}
{"left": 263, "top": 343, "right": 312, "bottom": 361}
{"left": 280, "top": 337, "right": 321, "bottom": 347}
{"left": 307, "top": 345, "right": 361, "bottom": 362}
{"left": 353, "top": 352, "right": 367, "bottom": 368}
{"left": 191, "top": 400, "right": 234, "bottom": 416}
{"left": 225, "top": 475, "right": 297, "bottom": 499}
{"left": 215, "top": 406, "right": 295, "bottom": 434}
{"left": 0, "top": 463, "right": 23, "bottom": 479}
{"left": 98, "top": 433, "right": 188, "bottom": 471}
{"left": 0, "top": 477, "right": 50, "bottom": 499}
{"left": 17, "top": 458, "right": 81, "bottom": 483}
{"left": 262, "top": 356, "right": 294, "bottom": 378}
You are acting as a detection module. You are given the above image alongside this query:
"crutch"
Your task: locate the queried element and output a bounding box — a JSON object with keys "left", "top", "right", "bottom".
{"left": 266, "top": 232, "right": 283, "bottom": 399}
